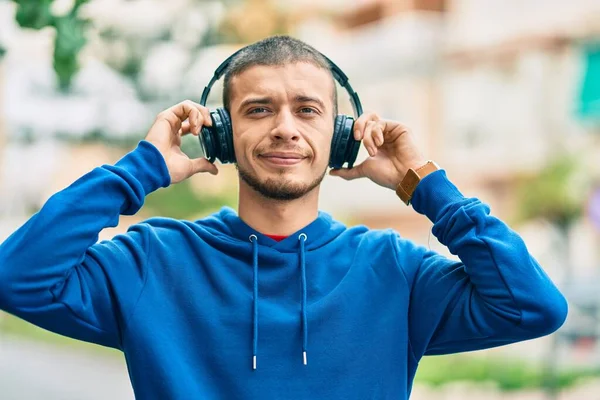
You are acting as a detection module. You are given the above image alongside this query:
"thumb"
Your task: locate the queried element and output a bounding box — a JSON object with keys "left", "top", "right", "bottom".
{"left": 191, "top": 157, "right": 219, "bottom": 176}
{"left": 329, "top": 163, "right": 365, "bottom": 181}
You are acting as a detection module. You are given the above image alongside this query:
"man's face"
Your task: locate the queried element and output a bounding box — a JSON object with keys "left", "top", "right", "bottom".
{"left": 228, "top": 62, "right": 336, "bottom": 201}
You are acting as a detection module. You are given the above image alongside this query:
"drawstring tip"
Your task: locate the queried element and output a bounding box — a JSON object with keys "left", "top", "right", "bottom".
{"left": 253, "top": 355, "right": 257, "bottom": 370}
{"left": 303, "top": 351, "right": 307, "bottom": 365}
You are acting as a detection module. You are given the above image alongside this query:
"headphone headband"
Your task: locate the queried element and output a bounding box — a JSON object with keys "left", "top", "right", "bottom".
{"left": 199, "top": 47, "right": 363, "bottom": 117}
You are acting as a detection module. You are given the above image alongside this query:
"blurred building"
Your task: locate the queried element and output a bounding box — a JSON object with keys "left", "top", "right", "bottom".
{"left": 284, "top": 0, "right": 600, "bottom": 239}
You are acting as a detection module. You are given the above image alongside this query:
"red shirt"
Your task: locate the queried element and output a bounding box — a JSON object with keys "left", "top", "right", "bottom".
{"left": 265, "top": 234, "right": 288, "bottom": 242}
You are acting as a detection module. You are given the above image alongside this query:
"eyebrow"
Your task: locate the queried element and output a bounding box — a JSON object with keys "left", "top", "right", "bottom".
{"left": 238, "top": 95, "right": 327, "bottom": 111}
{"left": 239, "top": 97, "right": 273, "bottom": 111}
{"left": 294, "top": 95, "right": 326, "bottom": 111}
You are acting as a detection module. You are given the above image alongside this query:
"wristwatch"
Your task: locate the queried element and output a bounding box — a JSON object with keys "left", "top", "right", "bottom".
{"left": 395, "top": 161, "right": 440, "bottom": 205}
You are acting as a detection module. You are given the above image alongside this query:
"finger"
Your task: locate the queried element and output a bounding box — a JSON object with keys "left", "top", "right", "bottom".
{"left": 192, "top": 108, "right": 202, "bottom": 135}
{"left": 157, "top": 101, "right": 211, "bottom": 143}
{"left": 198, "top": 106, "right": 212, "bottom": 128}
{"left": 373, "top": 121, "right": 386, "bottom": 147}
{"left": 182, "top": 100, "right": 212, "bottom": 132}
{"left": 353, "top": 112, "right": 379, "bottom": 141}
{"left": 362, "top": 121, "right": 377, "bottom": 157}
{"left": 191, "top": 157, "right": 219, "bottom": 176}
{"left": 179, "top": 120, "right": 192, "bottom": 136}
{"left": 328, "top": 163, "right": 365, "bottom": 181}
{"left": 171, "top": 101, "right": 195, "bottom": 121}
{"left": 158, "top": 102, "right": 195, "bottom": 136}
{"left": 170, "top": 100, "right": 204, "bottom": 126}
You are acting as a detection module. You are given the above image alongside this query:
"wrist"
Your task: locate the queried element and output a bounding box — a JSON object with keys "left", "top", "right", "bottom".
{"left": 402, "top": 160, "right": 429, "bottom": 178}
{"left": 114, "top": 140, "right": 171, "bottom": 195}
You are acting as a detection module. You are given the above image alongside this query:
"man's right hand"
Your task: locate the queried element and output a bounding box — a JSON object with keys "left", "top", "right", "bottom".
{"left": 145, "top": 100, "right": 219, "bottom": 184}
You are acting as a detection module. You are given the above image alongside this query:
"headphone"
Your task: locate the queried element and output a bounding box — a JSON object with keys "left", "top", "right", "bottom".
{"left": 198, "top": 48, "right": 364, "bottom": 169}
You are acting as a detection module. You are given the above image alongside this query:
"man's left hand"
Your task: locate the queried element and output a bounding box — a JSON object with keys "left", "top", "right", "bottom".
{"left": 329, "top": 113, "right": 427, "bottom": 190}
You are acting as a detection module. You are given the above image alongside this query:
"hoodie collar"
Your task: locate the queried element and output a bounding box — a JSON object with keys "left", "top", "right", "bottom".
{"left": 216, "top": 206, "right": 343, "bottom": 252}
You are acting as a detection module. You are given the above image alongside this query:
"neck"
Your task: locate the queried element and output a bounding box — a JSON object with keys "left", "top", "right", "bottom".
{"left": 238, "top": 182, "right": 320, "bottom": 237}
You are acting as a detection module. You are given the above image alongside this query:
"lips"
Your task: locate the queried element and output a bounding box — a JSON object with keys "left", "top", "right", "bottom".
{"left": 259, "top": 152, "right": 307, "bottom": 166}
{"left": 261, "top": 152, "right": 305, "bottom": 159}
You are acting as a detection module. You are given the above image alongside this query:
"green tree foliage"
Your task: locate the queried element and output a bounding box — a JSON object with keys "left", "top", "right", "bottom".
{"left": 143, "top": 178, "right": 237, "bottom": 220}
{"left": 515, "top": 155, "right": 590, "bottom": 229}
{"left": 12, "top": 0, "right": 90, "bottom": 90}
{"left": 415, "top": 354, "right": 600, "bottom": 391}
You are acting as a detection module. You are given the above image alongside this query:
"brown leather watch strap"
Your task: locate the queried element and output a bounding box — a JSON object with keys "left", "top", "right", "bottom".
{"left": 396, "top": 161, "right": 439, "bottom": 205}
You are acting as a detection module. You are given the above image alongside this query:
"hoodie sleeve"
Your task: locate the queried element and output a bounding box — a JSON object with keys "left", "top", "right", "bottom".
{"left": 0, "top": 141, "right": 170, "bottom": 349}
{"left": 395, "top": 170, "right": 568, "bottom": 360}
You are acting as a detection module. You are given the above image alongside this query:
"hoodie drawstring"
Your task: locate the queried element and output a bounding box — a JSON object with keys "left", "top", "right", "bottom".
{"left": 298, "top": 233, "right": 308, "bottom": 366}
{"left": 249, "top": 234, "right": 259, "bottom": 370}
{"left": 248, "top": 232, "right": 308, "bottom": 370}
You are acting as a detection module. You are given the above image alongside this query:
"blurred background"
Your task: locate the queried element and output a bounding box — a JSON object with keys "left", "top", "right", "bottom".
{"left": 1, "top": 0, "right": 600, "bottom": 399}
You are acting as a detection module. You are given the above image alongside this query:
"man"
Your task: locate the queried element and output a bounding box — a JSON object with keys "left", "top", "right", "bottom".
{"left": 0, "top": 36, "right": 567, "bottom": 399}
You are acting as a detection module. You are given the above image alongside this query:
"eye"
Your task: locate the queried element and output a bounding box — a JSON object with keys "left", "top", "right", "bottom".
{"left": 248, "top": 107, "right": 269, "bottom": 114}
{"left": 299, "top": 107, "right": 317, "bottom": 114}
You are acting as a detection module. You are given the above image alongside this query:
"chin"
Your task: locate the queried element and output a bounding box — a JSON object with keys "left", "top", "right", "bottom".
{"left": 237, "top": 163, "right": 326, "bottom": 201}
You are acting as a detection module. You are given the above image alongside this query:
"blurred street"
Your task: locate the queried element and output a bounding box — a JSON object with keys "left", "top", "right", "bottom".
{"left": 0, "top": 336, "right": 133, "bottom": 400}
{"left": 3, "top": 332, "right": 600, "bottom": 400}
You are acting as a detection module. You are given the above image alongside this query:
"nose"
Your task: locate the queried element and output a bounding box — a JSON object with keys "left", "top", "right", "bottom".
{"left": 270, "top": 109, "right": 300, "bottom": 142}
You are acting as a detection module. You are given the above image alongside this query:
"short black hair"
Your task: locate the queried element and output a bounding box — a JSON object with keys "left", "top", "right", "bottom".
{"left": 222, "top": 35, "right": 338, "bottom": 115}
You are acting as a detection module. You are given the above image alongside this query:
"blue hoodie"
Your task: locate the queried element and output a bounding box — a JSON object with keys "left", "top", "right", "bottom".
{"left": 0, "top": 141, "right": 567, "bottom": 399}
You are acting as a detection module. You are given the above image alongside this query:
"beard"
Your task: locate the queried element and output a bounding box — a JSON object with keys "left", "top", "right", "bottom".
{"left": 236, "top": 162, "right": 327, "bottom": 201}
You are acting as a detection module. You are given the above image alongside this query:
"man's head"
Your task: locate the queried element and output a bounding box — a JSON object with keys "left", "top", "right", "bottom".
{"left": 223, "top": 36, "right": 338, "bottom": 201}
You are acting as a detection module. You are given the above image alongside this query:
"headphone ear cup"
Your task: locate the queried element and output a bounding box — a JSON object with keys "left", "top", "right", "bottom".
{"left": 199, "top": 108, "right": 234, "bottom": 164}
{"left": 330, "top": 115, "right": 359, "bottom": 169}
{"left": 347, "top": 129, "right": 361, "bottom": 169}
{"left": 216, "top": 108, "right": 235, "bottom": 163}
{"left": 200, "top": 111, "right": 219, "bottom": 163}
{"left": 329, "top": 115, "right": 344, "bottom": 169}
